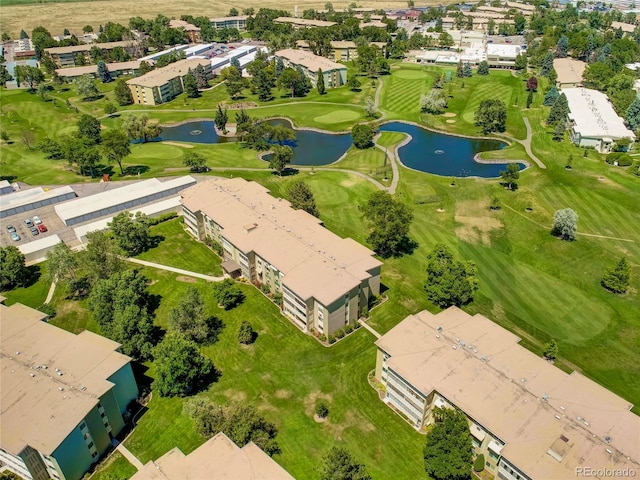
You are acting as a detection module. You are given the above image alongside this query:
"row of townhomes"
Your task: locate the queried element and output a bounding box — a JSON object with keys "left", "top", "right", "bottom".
{"left": 180, "top": 178, "right": 381, "bottom": 337}
{"left": 0, "top": 300, "right": 139, "bottom": 480}
{"left": 274, "top": 48, "right": 348, "bottom": 88}
{"left": 374, "top": 307, "right": 640, "bottom": 480}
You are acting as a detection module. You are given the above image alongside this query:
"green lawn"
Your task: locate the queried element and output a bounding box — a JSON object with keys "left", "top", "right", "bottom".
{"left": 1, "top": 264, "right": 50, "bottom": 308}
{"left": 90, "top": 451, "right": 136, "bottom": 480}
{"left": 330, "top": 146, "right": 392, "bottom": 185}
{"left": 136, "top": 218, "right": 223, "bottom": 276}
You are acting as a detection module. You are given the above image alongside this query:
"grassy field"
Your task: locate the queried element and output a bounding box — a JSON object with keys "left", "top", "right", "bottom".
{"left": 90, "top": 451, "right": 136, "bottom": 480}
{"left": 0, "top": 264, "right": 50, "bottom": 307}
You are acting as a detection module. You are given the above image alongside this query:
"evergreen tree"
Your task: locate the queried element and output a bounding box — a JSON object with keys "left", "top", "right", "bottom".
{"left": 194, "top": 64, "right": 209, "bottom": 89}
{"left": 230, "top": 56, "right": 241, "bottom": 70}
{"left": 184, "top": 72, "right": 199, "bottom": 98}
{"left": 547, "top": 93, "right": 569, "bottom": 125}
{"left": 316, "top": 68, "right": 325, "bottom": 95}
{"left": 462, "top": 62, "right": 472, "bottom": 77}
{"left": 526, "top": 90, "right": 533, "bottom": 108}
{"left": 275, "top": 57, "right": 285, "bottom": 77}
{"left": 477, "top": 60, "right": 489, "bottom": 75}
{"left": 625, "top": 95, "right": 640, "bottom": 131}
{"left": 543, "top": 86, "right": 560, "bottom": 106}
{"left": 114, "top": 78, "right": 133, "bottom": 105}
{"left": 540, "top": 52, "right": 554, "bottom": 76}
{"left": 514, "top": 53, "right": 528, "bottom": 70}
{"left": 601, "top": 257, "right": 631, "bottom": 294}
{"left": 20, "top": 29, "right": 29, "bottom": 39}
{"left": 556, "top": 35, "right": 569, "bottom": 58}
{"left": 96, "top": 61, "right": 112, "bottom": 83}
{"left": 456, "top": 60, "right": 464, "bottom": 78}
{"left": 552, "top": 122, "right": 565, "bottom": 141}
{"left": 287, "top": 181, "right": 319, "bottom": 217}
{"left": 543, "top": 339, "right": 559, "bottom": 361}
{"left": 214, "top": 104, "right": 228, "bottom": 133}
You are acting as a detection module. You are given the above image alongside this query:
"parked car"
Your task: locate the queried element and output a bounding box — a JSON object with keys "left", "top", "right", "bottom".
{"left": 32, "top": 215, "right": 42, "bottom": 225}
{"left": 6, "top": 225, "right": 16, "bottom": 233}
{"left": 505, "top": 38, "right": 512, "bottom": 44}
{"left": 37, "top": 224, "right": 48, "bottom": 233}
{"left": 30, "top": 227, "right": 39, "bottom": 236}
{"left": 10, "top": 232, "right": 20, "bottom": 242}
{"left": 24, "top": 218, "right": 34, "bottom": 227}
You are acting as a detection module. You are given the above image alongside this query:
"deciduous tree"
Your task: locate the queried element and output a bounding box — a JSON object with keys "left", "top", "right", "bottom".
{"left": 0, "top": 246, "right": 27, "bottom": 290}
{"left": 109, "top": 211, "right": 151, "bottom": 255}
{"left": 424, "top": 243, "right": 478, "bottom": 308}
{"left": 551, "top": 208, "right": 578, "bottom": 241}
{"left": 423, "top": 407, "right": 473, "bottom": 480}
{"left": 77, "top": 114, "right": 101, "bottom": 144}
{"left": 500, "top": 163, "right": 520, "bottom": 190}
{"left": 101, "top": 129, "right": 130, "bottom": 175}
{"left": 170, "top": 286, "right": 221, "bottom": 343}
{"left": 183, "top": 151, "right": 208, "bottom": 172}
{"left": 268, "top": 144, "right": 293, "bottom": 176}
{"left": 75, "top": 74, "right": 100, "bottom": 100}
{"left": 114, "top": 78, "right": 133, "bottom": 105}
{"left": 81, "top": 230, "right": 124, "bottom": 285}
{"left": 46, "top": 242, "right": 86, "bottom": 298}
{"left": 420, "top": 90, "right": 447, "bottom": 114}
{"left": 321, "top": 447, "right": 371, "bottom": 480}
{"left": 14, "top": 65, "right": 44, "bottom": 90}
{"left": 361, "top": 191, "right": 414, "bottom": 258}
{"left": 212, "top": 279, "right": 245, "bottom": 310}
{"left": 474, "top": 99, "right": 506, "bottom": 134}
{"left": 352, "top": 124, "right": 376, "bottom": 149}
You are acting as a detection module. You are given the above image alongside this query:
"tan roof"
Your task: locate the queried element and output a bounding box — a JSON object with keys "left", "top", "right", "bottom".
{"left": 126, "top": 58, "right": 210, "bottom": 88}
{"left": 131, "top": 432, "right": 295, "bottom": 479}
{"left": 45, "top": 40, "right": 138, "bottom": 55}
{"left": 611, "top": 21, "right": 636, "bottom": 33}
{"left": 505, "top": 1, "right": 536, "bottom": 11}
{"left": 168, "top": 19, "right": 201, "bottom": 32}
{"left": 275, "top": 48, "right": 346, "bottom": 73}
{"left": 0, "top": 303, "right": 132, "bottom": 456}
{"left": 210, "top": 15, "right": 249, "bottom": 22}
{"left": 55, "top": 60, "right": 142, "bottom": 78}
{"left": 553, "top": 58, "right": 586, "bottom": 85}
{"left": 273, "top": 17, "right": 337, "bottom": 27}
{"left": 181, "top": 179, "right": 381, "bottom": 305}
{"left": 376, "top": 307, "right": 640, "bottom": 480}
{"left": 476, "top": 5, "right": 509, "bottom": 13}
{"left": 463, "top": 10, "right": 507, "bottom": 19}
{"left": 360, "top": 20, "right": 387, "bottom": 28}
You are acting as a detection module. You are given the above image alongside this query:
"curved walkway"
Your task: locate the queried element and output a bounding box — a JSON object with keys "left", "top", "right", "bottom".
{"left": 126, "top": 258, "right": 226, "bottom": 281}
{"left": 498, "top": 117, "right": 546, "bottom": 169}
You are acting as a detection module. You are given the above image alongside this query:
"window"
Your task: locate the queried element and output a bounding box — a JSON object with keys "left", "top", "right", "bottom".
{"left": 489, "top": 450, "right": 499, "bottom": 461}
{"left": 87, "top": 442, "right": 94, "bottom": 449}
{"left": 79, "top": 422, "right": 87, "bottom": 430}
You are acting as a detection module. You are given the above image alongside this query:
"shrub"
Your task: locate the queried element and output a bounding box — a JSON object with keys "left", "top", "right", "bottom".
{"left": 629, "top": 162, "right": 640, "bottom": 176}
{"left": 148, "top": 212, "right": 178, "bottom": 225}
{"left": 238, "top": 321, "right": 256, "bottom": 344}
{"left": 329, "top": 336, "right": 336, "bottom": 344}
{"left": 335, "top": 328, "right": 345, "bottom": 339}
{"left": 273, "top": 292, "right": 283, "bottom": 307}
{"left": 344, "top": 324, "right": 353, "bottom": 334}
{"left": 606, "top": 152, "right": 632, "bottom": 166}
{"left": 37, "top": 303, "right": 56, "bottom": 319}
{"left": 315, "top": 401, "right": 329, "bottom": 418}
{"left": 360, "top": 304, "right": 369, "bottom": 317}
{"left": 474, "top": 454, "right": 485, "bottom": 472}
{"left": 212, "top": 279, "right": 245, "bottom": 310}
{"left": 260, "top": 283, "right": 271, "bottom": 294}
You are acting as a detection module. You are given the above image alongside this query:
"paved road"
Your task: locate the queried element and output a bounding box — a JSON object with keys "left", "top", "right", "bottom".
{"left": 126, "top": 258, "right": 226, "bottom": 281}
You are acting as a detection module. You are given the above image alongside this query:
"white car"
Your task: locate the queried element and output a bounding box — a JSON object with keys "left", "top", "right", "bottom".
{"left": 32, "top": 215, "right": 42, "bottom": 225}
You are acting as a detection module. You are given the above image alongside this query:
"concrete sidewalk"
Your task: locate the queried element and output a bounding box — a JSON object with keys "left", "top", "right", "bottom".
{"left": 126, "top": 258, "right": 226, "bottom": 282}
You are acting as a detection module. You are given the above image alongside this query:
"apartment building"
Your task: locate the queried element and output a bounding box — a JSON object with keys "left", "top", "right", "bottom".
{"left": 273, "top": 17, "right": 337, "bottom": 29}
{"left": 295, "top": 40, "right": 386, "bottom": 62}
{"left": 54, "top": 60, "right": 144, "bottom": 81}
{"left": 374, "top": 307, "right": 640, "bottom": 480}
{"left": 180, "top": 179, "right": 381, "bottom": 337}
{"left": 168, "top": 19, "right": 201, "bottom": 42}
{"left": 45, "top": 41, "right": 141, "bottom": 67}
{"left": 0, "top": 302, "right": 139, "bottom": 480}
{"left": 275, "top": 48, "right": 347, "bottom": 88}
{"left": 126, "top": 58, "right": 212, "bottom": 105}
{"left": 553, "top": 57, "right": 586, "bottom": 88}
{"left": 131, "top": 432, "right": 295, "bottom": 479}
{"left": 209, "top": 16, "right": 249, "bottom": 31}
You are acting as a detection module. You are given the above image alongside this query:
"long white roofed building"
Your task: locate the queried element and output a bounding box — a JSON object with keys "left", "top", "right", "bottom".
{"left": 563, "top": 88, "right": 635, "bottom": 153}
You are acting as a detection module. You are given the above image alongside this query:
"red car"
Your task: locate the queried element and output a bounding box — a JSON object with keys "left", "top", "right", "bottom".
{"left": 37, "top": 224, "right": 48, "bottom": 233}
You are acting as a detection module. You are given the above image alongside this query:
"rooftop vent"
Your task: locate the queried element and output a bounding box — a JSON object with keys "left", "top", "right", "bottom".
{"left": 542, "top": 393, "right": 548, "bottom": 401}
{"left": 520, "top": 378, "right": 526, "bottom": 383}
{"left": 481, "top": 355, "right": 487, "bottom": 362}
{"left": 57, "top": 372, "right": 63, "bottom": 376}
{"left": 435, "top": 334, "right": 440, "bottom": 339}
{"left": 452, "top": 345, "right": 457, "bottom": 350}
{"left": 437, "top": 326, "right": 443, "bottom": 333}
{"left": 605, "top": 436, "right": 611, "bottom": 444}
{"left": 606, "top": 449, "right": 613, "bottom": 455}
{"left": 15, "top": 351, "right": 20, "bottom": 355}
{"left": 30, "top": 373, "right": 35, "bottom": 377}
{"left": 59, "top": 387, "right": 64, "bottom": 391}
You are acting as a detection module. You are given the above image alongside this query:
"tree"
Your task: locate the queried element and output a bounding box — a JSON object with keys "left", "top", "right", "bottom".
{"left": 214, "top": 104, "right": 228, "bottom": 134}
{"left": 14, "top": 65, "right": 44, "bottom": 90}
{"left": 526, "top": 90, "right": 533, "bottom": 109}
{"left": 183, "top": 72, "right": 199, "bottom": 98}
{"left": 194, "top": 64, "right": 209, "bottom": 89}
{"left": 20, "top": 29, "right": 29, "bottom": 39}
{"left": 540, "top": 52, "right": 554, "bottom": 76}
{"left": 477, "top": 61, "right": 489, "bottom": 75}
{"left": 122, "top": 114, "right": 162, "bottom": 143}
{"left": 361, "top": 191, "right": 414, "bottom": 258}
{"left": 278, "top": 67, "right": 304, "bottom": 98}
{"left": 474, "top": 99, "right": 507, "bottom": 134}
{"left": 456, "top": 60, "right": 464, "bottom": 78}
{"left": 420, "top": 90, "right": 447, "bottom": 114}
{"left": 221, "top": 66, "right": 245, "bottom": 99}
{"left": 37, "top": 84, "right": 48, "bottom": 101}
{"left": 552, "top": 122, "right": 565, "bottom": 141}
{"left": 0, "top": 246, "right": 27, "bottom": 290}
{"left": 46, "top": 242, "right": 86, "bottom": 298}
{"left": 601, "top": 257, "right": 631, "bottom": 294}
{"left": 321, "top": 447, "right": 371, "bottom": 480}
{"left": 238, "top": 321, "right": 256, "bottom": 345}
{"left": 169, "top": 286, "right": 221, "bottom": 343}
{"left": 551, "top": 208, "right": 578, "bottom": 241}
{"left": 547, "top": 93, "right": 569, "bottom": 126}
{"left": 543, "top": 339, "right": 559, "bottom": 361}
{"left": 352, "top": 124, "right": 376, "bottom": 149}
{"left": 269, "top": 144, "right": 294, "bottom": 176}
{"left": 109, "top": 211, "right": 151, "bottom": 255}
{"left": 154, "top": 334, "right": 215, "bottom": 397}
{"left": 347, "top": 75, "right": 361, "bottom": 91}
{"left": 514, "top": 53, "right": 528, "bottom": 71}
{"left": 526, "top": 76, "right": 538, "bottom": 92}
{"left": 96, "top": 61, "right": 111, "bottom": 83}
{"left": 83, "top": 25, "right": 94, "bottom": 33}
{"left": 75, "top": 74, "right": 100, "bottom": 100}
{"left": 556, "top": 35, "right": 569, "bottom": 58}
{"left": 212, "top": 279, "right": 245, "bottom": 310}
{"left": 104, "top": 102, "right": 117, "bottom": 116}
{"left": 77, "top": 114, "right": 101, "bottom": 144}
{"left": 364, "top": 96, "right": 377, "bottom": 118}
{"left": 423, "top": 407, "right": 473, "bottom": 480}
{"left": 114, "top": 78, "right": 133, "bottom": 105}
{"left": 183, "top": 151, "right": 208, "bottom": 172}
{"left": 315, "top": 401, "right": 329, "bottom": 419}
{"left": 81, "top": 230, "right": 124, "bottom": 285}
{"left": 543, "top": 86, "right": 559, "bottom": 106}
{"left": 287, "top": 181, "right": 319, "bottom": 217}
{"left": 625, "top": 95, "right": 640, "bottom": 132}
{"left": 473, "top": 454, "right": 485, "bottom": 473}
{"left": 462, "top": 62, "right": 472, "bottom": 77}
{"left": 101, "top": 128, "right": 130, "bottom": 175}
{"left": 500, "top": 163, "right": 520, "bottom": 190}
{"left": 424, "top": 243, "right": 478, "bottom": 308}
{"left": 316, "top": 68, "right": 326, "bottom": 95}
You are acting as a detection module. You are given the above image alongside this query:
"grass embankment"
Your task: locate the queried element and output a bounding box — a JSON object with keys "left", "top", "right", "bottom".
{"left": 90, "top": 451, "right": 137, "bottom": 480}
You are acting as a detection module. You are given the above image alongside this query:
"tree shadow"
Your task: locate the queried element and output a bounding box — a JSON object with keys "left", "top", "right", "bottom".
{"left": 146, "top": 293, "right": 163, "bottom": 316}
{"left": 379, "top": 282, "right": 390, "bottom": 295}
{"left": 123, "top": 165, "right": 150, "bottom": 175}
{"left": 148, "top": 234, "right": 165, "bottom": 249}
{"left": 0, "top": 175, "right": 17, "bottom": 182}
{"left": 391, "top": 236, "right": 419, "bottom": 258}
{"left": 131, "top": 362, "right": 154, "bottom": 399}
{"left": 22, "top": 265, "right": 42, "bottom": 288}
{"left": 272, "top": 167, "right": 299, "bottom": 177}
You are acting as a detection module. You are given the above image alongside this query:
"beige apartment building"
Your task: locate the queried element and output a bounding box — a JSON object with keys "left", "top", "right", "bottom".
{"left": 181, "top": 179, "right": 381, "bottom": 337}
{"left": 553, "top": 57, "right": 587, "bottom": 88}
{"left": 45, "top": 40, "right": 141, "bottom": 67}
{"left": 275, "top": 48, "right": 347, "bottom": 88}
{"left": 209, "top": 16, "right": 249, "bottom": 31}
{"left": 131, "top": 432, "right": 294, "bottom": 479}
{"left": 0, "top": 301, "right": 139, "bottom": 480}
{"left": 296, "top": 40, "right": 387, "bottom": 62}
{"left": 126, "top": 58, "right": 212, "bottom": 105}
{"left": 274, "top": 17, "right": 337, "bottom": 29}
{"left": 375, "top": 307, "right": 640, "bottom": 480}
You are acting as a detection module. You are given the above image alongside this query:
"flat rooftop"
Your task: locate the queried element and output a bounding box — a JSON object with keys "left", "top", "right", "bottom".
{"left": 131, "top": 432, "right": 295, "bottom": 479}
{"left": 1, "top": 303, "right": 132, "bottom": 456}
{"left": 376, "top": 307, "right": 640, "bottom": 480}
{"left": 45, "top": 40, "right": 138, "bottom": 55}
{"left": 55, "top": 60, "right": 142, "bottom": 78}
{"left": 126, "top": 58, "right": 211, "bottom": 88}
{"left": 564, "top": 88, "right": 636, "bottom": 139}
{"left": 275, "top": 48, "right": 346, "bottom": 73}
{"left": 274, "top": 17, "right": 337, "bottom": 27}
{"left": 181, "top": 179, "right": 381, "bottom": 305}
{"left": 553, "top": 58, "right": 586, "bottom": 85}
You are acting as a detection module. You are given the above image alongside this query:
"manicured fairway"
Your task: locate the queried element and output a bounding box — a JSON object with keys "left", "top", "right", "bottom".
{"left": 379, "top": 64, "right": 434, "bottom": 120}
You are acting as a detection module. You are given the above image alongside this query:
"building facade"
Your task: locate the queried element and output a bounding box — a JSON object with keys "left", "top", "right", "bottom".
{"left": 181, "top": 179, "right": 381, "bottom": 337}
{"left": 374, "top": 307, "right": 640, "bottom": 480}
{"left": 209, "top": 16, "right": 249, "bottom": 31}
{"left": 0, "top": 302, "right": 139, "bottom": 480}
{"left": 126, "top": 58, "right": 212, "bottom": 105}
{"left": 275, "top": 48, "right": 347, "bottom": 88}
{"left": 45, "top": 41, "right": 141, "bottom": 67}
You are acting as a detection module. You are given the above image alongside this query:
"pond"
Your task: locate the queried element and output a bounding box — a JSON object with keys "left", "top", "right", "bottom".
{"left": 160, "top": 119, "right": 525, "bottom": 178}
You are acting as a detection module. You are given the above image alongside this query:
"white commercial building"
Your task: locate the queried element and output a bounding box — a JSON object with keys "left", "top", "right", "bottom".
{"left": 564, "top": 88, "right": 635, "bottom": 153}
{"left": 55, "top": 177, "right": 195, "bottom": 226}
{"left": 0, "top": 180, "right": 14, "bottom": 195}
{"left": 0, "top": 186, "right": 76, "bottom": 219}
{"left": 17, "top": 234, "right": 62, "bottom": 263}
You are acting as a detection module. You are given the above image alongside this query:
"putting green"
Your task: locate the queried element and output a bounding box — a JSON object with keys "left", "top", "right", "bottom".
{"left": 393, "top": 69, "right": 429, "bottom": 80}
{"left": 314, "top": 110, "right": 361, "bottom": 124}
